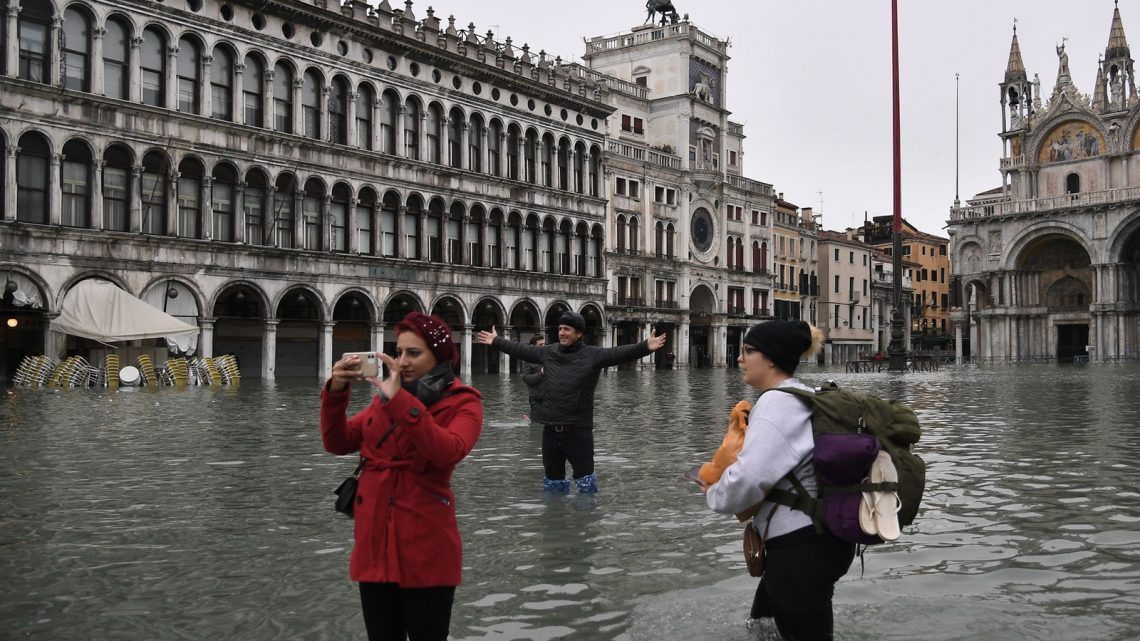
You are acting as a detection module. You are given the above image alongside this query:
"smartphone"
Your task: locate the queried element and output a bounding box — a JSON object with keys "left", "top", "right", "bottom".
{"left": 683, "top": 465, "right": 705, "bottom": 486}
{"left": 343, "top": 351, "right": 379, "bottom": 378}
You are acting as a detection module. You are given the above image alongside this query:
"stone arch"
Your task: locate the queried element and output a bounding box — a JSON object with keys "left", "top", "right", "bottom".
{"left": 1044, "top": 275, "right": 1090, "bottom": 310}
{"left": 1004, "top": 223, "right": 1096, "bottom": 271}
{"left": 332, "top": 288, "right": 377, "bottom": 358}
{"left": 509, "top": 298, "right": 541, "bottom": 332}
{"left": 211, "top": 281, "right": 270, "bottom": 318}
{"left": 956, "top": 239, "right": 986, "bottom": 275}
{"left": 213, "top": 281, "right": 269, "bottom": 377}
{"left": 382, "top": 290, "right": 426, "bottom": 325}
{"left": 275, "top": 285, "right": 327, "bottom": 322}
{"left": 56, "top": 271, "right": 130, "bottom": 309}
{"left": 689, "top": 283, "right": 717, "bottom": 314}
{"left": 141, "top": 276, "right": 205, "bottom": 323}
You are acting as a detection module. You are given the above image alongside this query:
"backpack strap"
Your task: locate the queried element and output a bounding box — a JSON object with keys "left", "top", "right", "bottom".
{"left": 766, "top": 472, "right": 826, "bottom": 534}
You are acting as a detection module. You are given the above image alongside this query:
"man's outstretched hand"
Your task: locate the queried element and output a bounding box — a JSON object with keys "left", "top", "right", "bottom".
{"left": 648, "top": 328, "right": 667, "bottom": 352}
{"left": 476, "top": 325, "right": 498, "bottom": 345}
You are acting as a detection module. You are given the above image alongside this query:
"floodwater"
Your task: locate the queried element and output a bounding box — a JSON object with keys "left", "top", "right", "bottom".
{"left": 2, "top": 364, "right": 1139, "bottom": 641}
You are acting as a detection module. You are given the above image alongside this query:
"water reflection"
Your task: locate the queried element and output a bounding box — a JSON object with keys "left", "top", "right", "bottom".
{"left": 2, "top": 365, "right": 1139, "bottom": 640}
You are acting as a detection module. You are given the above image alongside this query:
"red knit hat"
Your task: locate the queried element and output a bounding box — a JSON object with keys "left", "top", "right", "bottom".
{"left": 395, "top": 312, "right": 459, "bottom": 367}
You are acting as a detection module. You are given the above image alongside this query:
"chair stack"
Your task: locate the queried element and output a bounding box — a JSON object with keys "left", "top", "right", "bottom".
{"left": 67, "top": 357, "right": 100, "bottom": 388}
{"left": 214, "top": 354, "right": 241, "bottom": 384}
{"left": 105, "top": 353, "right": 120, "bottom": 389}
{"left": 12, "top": 356, "right": 55, "bottom": 386}
{"left": 136, "top": 354, "right": 157, "bottom": 386}
{"left": 196, "top": 357, "right": 222, "bottom": 385}
{"left": 164, "top": 357, "right": 190, "bottom": 386}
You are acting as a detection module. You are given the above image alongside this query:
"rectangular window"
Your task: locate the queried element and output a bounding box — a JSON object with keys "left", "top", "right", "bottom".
{"left": 178, "top": 77, "right": 197, "bottom": 114}
{"left": 834, "top": 248, "right": 839, "bottom": 261}
{"left": 211, "top": 84, "right": 232, "bottom": 120}
{"left": 380, "top": 209, "right": 397, "bottom": 257}
{"left": 303, "top": 105, "right": 319, "bottom": 139}
{"left": 140, "top": 173, "right": 164, "bottom": 235}
{"left": 61, "top": 160, "right": 89, "bottom": 227}
{"left": 330, "top": 201, "right": 347, "bottom": 252}
{"left": 273, "top": 191, "right": 292, "bottom": 249}
{"left": 629, "top": 180, "right": 640, "bottom": 199}
{"left": 356, "top": 204, "right": 372, "bottom": 255}
{"left": 177, "top": 177, "right": 200, "bottom": 238}
{"left": 302, "top": 196, "right": 320, "bottom": 250}
{"left": 274, "top": 97, "right": 291, "bottom": 133}
{"left": 834, "top": 304, "right": 840, "bottom": 328}
{"left": 849, "top": 251, "right": 854, "bottom": 264}
{"left": 834, "top": 274, "right": 840, "bottom": 292}
{"left": 729, "top": 150, "right": 737, "bottom": 166}
{"left": 18, "top": 21, "right": 48, "bottom": 83}
{"left": 655, "top": 185, "right": 665, "bottom": 203}
{"left": 244, "top": 89, "right": 262, "bottom": 127}
{"left": 212, "top": 181, "right": 233, "bottom": 242}
{"left": 616, "top": 177, "right": 626, "bottom": 196}
{"left": 633, "top": 117, "right": 644, "bottom": 135}
{"left": 667, "top": 189, "right": 676, "bottom": 205}
{"left": 621, "top": 114, "right": 631, "bottom": 132}
{"left": 244, "top": 188, "right": 265, "bottom": 245}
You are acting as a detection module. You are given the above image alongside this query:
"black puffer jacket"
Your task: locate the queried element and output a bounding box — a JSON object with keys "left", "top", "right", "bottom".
{"left": 493, "top": 337, "right": 651, "bottom": 429}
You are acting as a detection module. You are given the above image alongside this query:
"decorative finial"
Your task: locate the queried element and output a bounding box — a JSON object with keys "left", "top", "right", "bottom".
{"left": 1012, "top": 17, "right": 1017, "bottom": 34}
{"left": 426, "top": 6, "right": 434, "bottom": 18}
{"left": 405, "top": 0, "right": 413, "bottom": 12}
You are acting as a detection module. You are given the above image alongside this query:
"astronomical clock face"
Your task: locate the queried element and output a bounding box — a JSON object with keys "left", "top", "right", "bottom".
{"left": 690, "top": 207, "right": 716, "bottom": 258}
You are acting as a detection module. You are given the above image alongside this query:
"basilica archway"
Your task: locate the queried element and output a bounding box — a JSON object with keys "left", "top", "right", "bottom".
{"left": 1015, "top": 235, "right": 1092, "bottom": 361}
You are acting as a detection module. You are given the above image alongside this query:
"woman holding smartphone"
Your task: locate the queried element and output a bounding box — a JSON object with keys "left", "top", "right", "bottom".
{"left": 321, "top": 312, "right": 484, "bottom": 641}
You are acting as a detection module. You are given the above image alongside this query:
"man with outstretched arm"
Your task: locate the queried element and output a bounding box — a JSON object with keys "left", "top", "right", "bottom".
{"left": 476, "top": 311, "right": 666, "bottom": 493}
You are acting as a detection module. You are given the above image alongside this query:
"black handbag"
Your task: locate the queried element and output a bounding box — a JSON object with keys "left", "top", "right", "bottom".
{"left": 332, "top": 419, "right": 399, "bottom": 517}
{"left": 333, "top": 459, "right": 364, "bottom": 517}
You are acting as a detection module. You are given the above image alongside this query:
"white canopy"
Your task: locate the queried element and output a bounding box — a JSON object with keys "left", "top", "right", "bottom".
{"left": 50, "top": 279, "right": 199, "bottom": 354}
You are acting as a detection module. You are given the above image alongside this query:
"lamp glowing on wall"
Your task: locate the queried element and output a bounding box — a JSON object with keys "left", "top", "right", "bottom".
{"left": 6, "top": 318, "right": 16, "bottom": 328}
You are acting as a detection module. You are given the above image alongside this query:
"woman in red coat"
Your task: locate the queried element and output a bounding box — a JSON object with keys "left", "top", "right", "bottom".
{"left": 321, "top": 312, "right": 483, "bottom": 641}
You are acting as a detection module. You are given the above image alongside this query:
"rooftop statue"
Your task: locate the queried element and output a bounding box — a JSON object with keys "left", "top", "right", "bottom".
{"left": 645, "top": 0, "right": 680, "bottom": 26}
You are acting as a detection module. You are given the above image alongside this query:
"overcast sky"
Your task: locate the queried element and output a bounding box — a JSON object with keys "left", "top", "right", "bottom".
{"left": 411, "top": 0, "right": 1121, "bottom": 237}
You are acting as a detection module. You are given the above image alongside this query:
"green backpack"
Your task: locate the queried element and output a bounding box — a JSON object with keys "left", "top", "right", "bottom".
{"left": 767, "top": 382, "right": 926, "bottom": 543}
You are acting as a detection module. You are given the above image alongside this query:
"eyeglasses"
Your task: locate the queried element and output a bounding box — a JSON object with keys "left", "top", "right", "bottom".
{"left": 742, "top": 345, "right": 761, "bottom": 355}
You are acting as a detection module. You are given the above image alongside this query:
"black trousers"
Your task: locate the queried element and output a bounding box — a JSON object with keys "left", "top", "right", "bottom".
{"left": 541, "top": 426, "right": 594, "bottom": 479}
{"left": 358, "top": 582, "right": 456, "bottom": 641}
{"left": 749, "top": 525, "right": 856, "bottom": 641}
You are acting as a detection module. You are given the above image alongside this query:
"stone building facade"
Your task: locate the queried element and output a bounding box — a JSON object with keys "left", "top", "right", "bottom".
{"left": 582, "top": 21, "right": 778, "bottom": 369}
{"left": 1, "top": 0, "right": 616, "bottom": 380}
{"left": 0, "top": 0, "right": 792, "bottom": 380}
{"left": 948, "top": 6, "right": 1140, "bottom": 363}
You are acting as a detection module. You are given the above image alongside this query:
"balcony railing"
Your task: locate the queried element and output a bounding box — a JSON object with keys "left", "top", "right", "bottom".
{"left": 727, "top": 305, "right": 746, "bottom": 315}
{"left": 950, "top": 185, "right": 1140, "bottom": 221}
{"left": 606, "top": 140, "right": 682, "bottom": 170}
{"left": 725, "top": 174, "right": 775, "bottom": 197}
{"left": 655, "top": 300, "right": 679, "bottom": 309}
{"left": 615, "top": 295, "right": 645, "bottom": 307}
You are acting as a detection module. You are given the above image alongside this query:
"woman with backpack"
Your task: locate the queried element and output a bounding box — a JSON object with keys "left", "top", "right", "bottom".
{"left": 702, "top": 320, "right": 855, "bottom": 641}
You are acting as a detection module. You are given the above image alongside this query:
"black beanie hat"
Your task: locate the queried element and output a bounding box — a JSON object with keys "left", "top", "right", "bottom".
{"left": 558, "top": 311, "right": 586, "bottom": 333}
{"left": 743, "top": 320, "right": 812, "bottom": 375}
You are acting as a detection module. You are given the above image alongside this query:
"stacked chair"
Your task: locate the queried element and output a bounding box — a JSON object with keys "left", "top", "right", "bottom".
{"left": 12, "top": 353, "right": 241, "bottom": 388}
{"left": 12, "top": 356, "right": 55, "bottom": 386}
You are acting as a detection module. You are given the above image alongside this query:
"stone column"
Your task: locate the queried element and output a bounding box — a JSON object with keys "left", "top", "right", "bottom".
{"left": 166, "top": 169, "right": 179, "bottom": 236}
{"left": 49, "top": 17, "right": 62, "bottom": 85}
{"left": 394, "top": 205, "right": 406, "bottom": 259}
{"left": 320, "top": 194, "right": 331, "bottom": 252}
{"left": 499, "top": 326, "right": 511, "bottom": 373}
{"left": 234, "top": 181, "right": 247, "bottom": 243}
{"left": 345, "top": 91, "right": 357, "bottom": 147}
{"left": 198, "top": 318, "right": 215, "bottom": 358}
{"left": 346, "top": 198, "right": 359, "bottom": 254}
{"left": 461, "top": 325, "right": 473, "bottom": 378}
{"left": 48, "top": 154, "right": 61, "bottom": 225}
{"left": 233, "top": 62, "right": 245, "bottom": 123}
{"left": 319, "top": 85, "right": 331, "bottom": 141}
{"left": 201, "top": 176, "right": 213, "bottom": 240}
{"left": 497, "top": 131, "right": 507, "bottom": 177}
{"left": 642, "top": 320, "right": 653, "bottom": 368}
{"left": 442, "top": 117, "right": 452, "bottom": 167}
{"left": 711, "top": 322, "right": 726, "bottom": 368}
{"left": 263, "top": 320, "right": 279, "bottom": 380}
{"left": 320, "top": 321, "right": 335, "bottom": 381}
{"left": 396, "top": 106, "right": 407, "bottom": 158}
{"left": 165, "top": 45, "right": 178, "bottom": 110}
{"left": 5, "top": 4, "right": 18, "bottom": 77}
{"left": 419, "top": 112, "right": 428, "bottom": 161}
{"left": 264, "top": 69, "right": 276, "bottom": 129}
{"left": 43, "top": 312, "right": 63, "bottom": 359}
{"left": 129, "top": 164, "right": 143, "bottom": 232}
{"left": 954, "top": 320, "right": 963, "bottom": 364}
{"left": 293, "top": 188, "right": 304, "bottom": 249}
{"left": 201, "top": 53, "right": 213, "bottom": 117}
{"left": 128, "top": 36, "right": 142, "bottom": 102}
{"left": 371, "top": 97, "right": 381, "bottom": 152}
{"left": 679, "top": 319, "right": 690, "bottom": 368}
{"left": 91, "top": 160, "right": 105, "bottom": 229}
{"left": 91, "top": 27, "right": 106, "bottom": 95}
{"left": 292, "top": 78, "right": 304, "bottom": 136}
{"left": 2, "top": 146, "right": 15, "bottom": 222}
{"left": 371, "top": 322, "right": 385, "bottom": 353}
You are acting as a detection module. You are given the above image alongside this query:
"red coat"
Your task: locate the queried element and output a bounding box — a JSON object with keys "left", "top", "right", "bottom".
{"left": 321, "top": 379, "right": 483, "bottom": 587}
